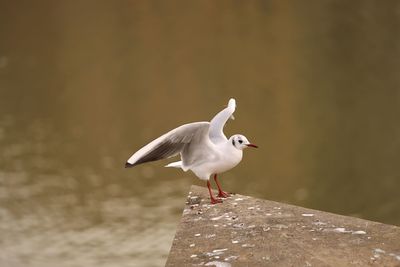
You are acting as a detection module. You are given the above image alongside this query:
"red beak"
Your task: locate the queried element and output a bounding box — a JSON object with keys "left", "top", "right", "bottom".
{"left": 246, "top": 144, "right": 258, "bottom": 148}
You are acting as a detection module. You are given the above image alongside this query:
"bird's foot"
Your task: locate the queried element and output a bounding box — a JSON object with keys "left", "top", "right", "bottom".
{"left": 210, "top": 197, "right": 223, "bottom": 204}
{"left": 217, "top": 191, "right": 230, "bottom": 198}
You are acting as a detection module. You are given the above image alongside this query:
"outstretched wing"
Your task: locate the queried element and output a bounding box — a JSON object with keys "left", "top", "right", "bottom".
{"left": 208, "top": 98, "right": 236, "bottom": 144}
{"left": 125, "top": 122, "right": 210, "bottom": 168}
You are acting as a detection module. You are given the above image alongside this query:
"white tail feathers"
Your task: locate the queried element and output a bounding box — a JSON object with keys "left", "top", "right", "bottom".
{"left": 165, "top": 161, "right": 183, "bottom": 168}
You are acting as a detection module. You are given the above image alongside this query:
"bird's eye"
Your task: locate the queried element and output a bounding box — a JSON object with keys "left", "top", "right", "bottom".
{"left": 238, "top": 140, "right": 243, "bottom": 144}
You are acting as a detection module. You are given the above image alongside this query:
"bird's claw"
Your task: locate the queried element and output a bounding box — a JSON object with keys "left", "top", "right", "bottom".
{"left": 217, "top": 191, "right": 230, "bottom": 198}
{"left": 210, "top": 198, "right": 223, "bottom": 204}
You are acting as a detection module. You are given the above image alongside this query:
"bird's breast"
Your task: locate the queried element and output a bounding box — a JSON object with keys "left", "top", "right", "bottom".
{"left": 213, "top": 148, "right": 242, "bottom": 174}
{"left": 188, "top": 144, "right": 242, "bottom": 179}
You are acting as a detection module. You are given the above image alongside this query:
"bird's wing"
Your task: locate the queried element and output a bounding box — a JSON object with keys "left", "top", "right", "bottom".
{"left": 180, "top": 125, "right": 217, "bottom": 169}
{"left": 208, "top": 98, "right": 236, "bottom": 144}
{"left": 125, "top": 122, "right": 210, "bottom": 168}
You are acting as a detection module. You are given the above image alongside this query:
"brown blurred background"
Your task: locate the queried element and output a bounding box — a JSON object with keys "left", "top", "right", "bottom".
{"left": 1, "top": 1, "right": 400, "bottom": 266}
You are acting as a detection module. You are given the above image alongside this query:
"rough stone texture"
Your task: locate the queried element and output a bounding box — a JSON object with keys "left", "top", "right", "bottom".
{"left": 166, "top": 185, "right": 400, "bottom": 267}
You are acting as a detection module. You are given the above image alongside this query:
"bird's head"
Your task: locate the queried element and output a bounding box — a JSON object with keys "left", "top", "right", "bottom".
{"left": 230, "top": 134, "right": 258, "bottom": 150}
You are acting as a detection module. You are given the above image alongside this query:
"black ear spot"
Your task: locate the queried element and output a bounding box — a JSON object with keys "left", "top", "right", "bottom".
{"left": 232, "top": 139, "right": 236, "bottom": 146}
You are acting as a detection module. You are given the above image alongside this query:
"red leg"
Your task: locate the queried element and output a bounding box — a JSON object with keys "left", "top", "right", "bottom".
{"left": 214, "top": 174, "right": 230, "bottom": 198}
{"left": 207, "top": 180, "right": 222, "bottom": 204}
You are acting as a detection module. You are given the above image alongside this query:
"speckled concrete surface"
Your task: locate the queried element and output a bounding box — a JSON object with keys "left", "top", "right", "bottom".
{"left": 166, "top": 185, "right": 400, "bottom": 267}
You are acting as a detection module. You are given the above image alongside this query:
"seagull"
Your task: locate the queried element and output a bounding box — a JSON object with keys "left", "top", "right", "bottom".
{"left": 125, "top": 98, "right": 257, "bottom": 204}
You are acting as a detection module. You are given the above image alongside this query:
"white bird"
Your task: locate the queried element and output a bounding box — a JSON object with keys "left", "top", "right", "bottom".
{"left": 125, "top": 98, "right": 257, "bottom": 204}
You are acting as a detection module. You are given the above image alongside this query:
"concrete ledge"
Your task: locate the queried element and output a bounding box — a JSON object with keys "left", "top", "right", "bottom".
{"left": 166, "top": 185, "right": 400, "bottom": 266}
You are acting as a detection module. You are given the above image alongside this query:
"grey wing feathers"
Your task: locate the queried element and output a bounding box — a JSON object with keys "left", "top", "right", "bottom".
{"left": 125, "top": 122, "right": 210, "bottom": 168}
{"left": 127, "top": 140, "right": 185, "bottom": 167}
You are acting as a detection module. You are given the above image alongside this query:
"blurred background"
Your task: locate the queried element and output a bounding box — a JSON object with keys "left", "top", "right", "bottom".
{"left": 1, "top": 1, "right": 400, "bottom": 266}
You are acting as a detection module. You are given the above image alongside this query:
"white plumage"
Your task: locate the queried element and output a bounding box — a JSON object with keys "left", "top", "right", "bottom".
{"left": 125, "top": 98, "right": 257, "bottom": 204}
